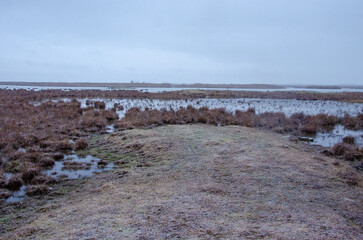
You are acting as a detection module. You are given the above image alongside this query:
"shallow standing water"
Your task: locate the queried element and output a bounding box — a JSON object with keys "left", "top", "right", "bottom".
{"left": 45, "top": 154, "right": 114, "bottom": 179}
{"left": 5, "top": 154, "right": 114, "bottom": 203}
{"left": 313, "top": 125, "right": 363, "bottom": 148}
{"left": 48, "top": 98, "right": 363, "bottom": 118}
{"left": 36, "top": 97, "right": 363, "bottom": 148}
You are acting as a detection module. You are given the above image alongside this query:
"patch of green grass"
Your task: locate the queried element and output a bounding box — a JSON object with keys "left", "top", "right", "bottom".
{"left": 0, "top": 214, "right": 13, "bottom": 224}
{"left": 3, "top": 160, "right": 25, "bottom": 173}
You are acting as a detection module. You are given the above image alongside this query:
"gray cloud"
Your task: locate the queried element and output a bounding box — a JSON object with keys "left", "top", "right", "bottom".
{"left": 0, "top": 0, "right": 362, "bottom": 84}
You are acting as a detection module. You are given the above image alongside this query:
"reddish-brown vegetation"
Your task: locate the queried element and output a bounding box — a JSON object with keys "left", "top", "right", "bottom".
{"left": 79, "top": 110, "right": 108, "bottom": 131}
{"left": 39, "top": 157, "right": 55, "bottom": 169}
{"left": 62, "top": 161, "right": 91, "bottom": 170}
{"left": 331, "top": 142, "right": 363, "bottom": 161}
{"left": 0, "top": 171, "right": 6, "bottom": 188}
{"left": 56, "top": 141, "right": 74, "bottom": 152}
{"left": 6, "top": 175, "right": 23, "bottom": 191}
{"left": 343, "top": 136, "right": 355, "bottom": 144}
{"left": 31, "top": 174, "right": 57, "bottom": 185}
{"left": 299, "top": 114, "right": 340, "bottom": 134}
{"left": 94, "top": 101, "right": 106, "bottom": 109}
{"left": 0, "top": 89, "right": 362, "bottom": 201}
{"left": 102, "top": 110, "right": 119, "bottom": 120}
{"left": 21, "top": 167, "right": 41, "bottom": 184}
{"left": 97, "top": 159, "right": 108, "bottom": 168}
{"left": 343, "top": 114, "right": 363, "bottom": 130}
{"left": 114, "top": 106, "right": 351, "bottom": 138}
{"left": 0, "top": 92, "right": 122, "bottom": 198}
{"left": 75, "top": 138, "right": 89, "bottom": 150}
{"left": 53, "top": 153, "right": 64, "bottom": 161}
{"left": 332, "top": 143, "right": 350, "bottom": 156}
{"left": 25, "top": 185, "right": 50, "bottom": 196}
{"left": 0, "top": 88, "right": 362, "bottom": 102}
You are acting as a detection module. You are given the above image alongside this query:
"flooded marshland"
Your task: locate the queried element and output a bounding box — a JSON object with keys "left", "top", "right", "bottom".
{"left": 51, "top": 97, "right": 362, "bottom": 118}
{"left": 1, "top": 89, "right": 362, "bottom": 204}
{"left": 58, "top": 97, "right": 363, "bottom": 147}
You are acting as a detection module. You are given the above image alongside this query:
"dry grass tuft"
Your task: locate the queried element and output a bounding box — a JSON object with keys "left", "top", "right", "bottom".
{"left": 21, "top": 167, "right": 41, "bottom": 184}
{"left": 6, "top": 174, "right": 23, "bottom": 191}
{"left": 94, "top": 101, "right": 106, "bottom": 109}
{"left": 53, "top": 153, "right": 64, "bottom": 161}
{"left": 102, "top": 110, "right": 118, "bottom": 120}
{"left": 56, "top": 140, "right": 74, "bottom": 152}
{"left": 332, "top": 143, "right": 350, "bottom": 156}
{"left": 26, "top": 185, "right": 50, "bottom": 196}
{"left": 75, "top": 138, "right": 88, "bottom": 150}
{"left": 31, "top": 174, "right": 58, "bottom": 185}
{"left": 39, "top": 157, "right": 55, "bottom": 169}
{"left": 343, "top": 136, "right": 355, "bottom": 144}
{"left": 62, "top": 161, "right": 91, "bottom": 170}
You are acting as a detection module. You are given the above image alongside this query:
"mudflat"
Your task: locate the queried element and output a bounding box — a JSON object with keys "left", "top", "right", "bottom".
{"left": 1, "top": 125, "right": 362, "bottom": 239}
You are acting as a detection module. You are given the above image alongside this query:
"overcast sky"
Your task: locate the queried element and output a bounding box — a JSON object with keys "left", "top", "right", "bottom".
{"left": 0, "top": 0, "right": 362, "bottom": 85}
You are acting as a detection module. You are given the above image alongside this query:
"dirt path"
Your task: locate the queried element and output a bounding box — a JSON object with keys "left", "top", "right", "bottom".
{"left": 1, "top": 125, "right": 362, "bottom": 239}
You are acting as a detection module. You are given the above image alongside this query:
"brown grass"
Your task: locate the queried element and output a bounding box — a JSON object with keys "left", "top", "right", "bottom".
{"left": 30, "top": 174, "right": 57, "bottom": 185}
{"left": 343, "top": 114, "right": 363, "bottom": 130}
{"left": 56, "top": 140, "right": 74, "bottom": 152}
{"left": 331, "top": 142, "right": 363, "bottom": 161}
{"left": 332, "top": 143, "right": 350, "bottom": 156}
{"left": 62, "top": 161, "right": 91, "bottom": 170}
{"left": 21, "top": 166, "right": 41, "bottom": 184}
{"left": 94, "top": 101, "right": 106, "bottom": 109}
{"left": 1, "top": 88, "right": 362, "bottom": 102}
{"left": 6, "top": 174, "right": 23, "bottom": 191}
{"left": 75, "top": 138, "right": 88, "bottom": 150}
{"left": 299, "top": 114, "right": 340, "bottom": 134}
{"left": 114, "top": 107, "right": 349, "bottom": 139}
{"left": 101, "top": 110, "right": 119, "bottom": 120}
{"left": 344, "top": 149, "right": 363, "bottom": 161}
{"left": 39, "top": 157, "right": 55, "bottom": 169}
{"left": 0, "top": 171, "right": 6, "bottom": 188}
{"left": 343, "top": 136, "right": 355, "bottom": 144}
{"left": 53, "top": 153, "right": 64, "bottom": 161}
{"left": 25, "top": 185, "right": 50, "bottom": 196}
{"left": 97, "top": 159, "right": 108, "bottom": 168}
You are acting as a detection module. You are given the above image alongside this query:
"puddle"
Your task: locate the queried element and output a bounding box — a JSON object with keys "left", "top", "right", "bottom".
{"left": 6, "top": 185, "right": 26, "bottom": 203}
{"left": 106, "top": 124, "right": 115, "bottom": 133}
{"left": 312, "top": 125, "right": 363, "bottom": 148}
{"left": 17, "top": 147, "right": 27, "bottom": 153}
{"left": 4, "top": 154, "right": 114, "bottom": 203}
{"left": 45, "top": 154, "right": 114, "bottom": 179}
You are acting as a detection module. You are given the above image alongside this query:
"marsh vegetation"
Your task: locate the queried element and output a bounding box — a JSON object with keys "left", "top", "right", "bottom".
{"left": 0, "top": 89, "right": 362, "bottom": 203}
